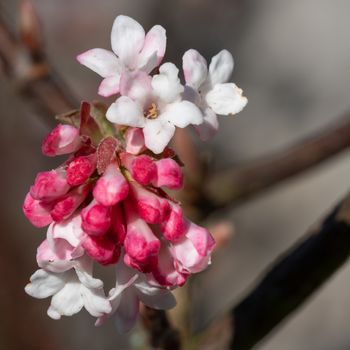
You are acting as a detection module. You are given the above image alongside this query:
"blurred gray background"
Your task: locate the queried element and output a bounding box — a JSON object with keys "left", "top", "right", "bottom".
{"left": 1, "top": 0, "right": 350, "bottom": 349}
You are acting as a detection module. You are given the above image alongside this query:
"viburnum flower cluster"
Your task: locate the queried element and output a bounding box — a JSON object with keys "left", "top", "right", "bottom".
{"left": 23, "top": 15, "right": 247, "bottom": 332}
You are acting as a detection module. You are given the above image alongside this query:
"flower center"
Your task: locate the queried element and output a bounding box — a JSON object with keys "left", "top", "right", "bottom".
{"left": 144, "top": 103, "right": 158, "bottom": 119}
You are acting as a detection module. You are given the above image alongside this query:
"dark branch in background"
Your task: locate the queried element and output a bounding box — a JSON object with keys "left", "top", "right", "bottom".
{"left": 141, "top": 307, "right": 182, "bottom": 350}
{"left": 0, "top": 2, "right": 76, "bottom": 120}
{"left": 199, "top": 192, "right": 350, "bottom": 350}
{"left": 205, "top": 114, "right": 350, "bottom": 210}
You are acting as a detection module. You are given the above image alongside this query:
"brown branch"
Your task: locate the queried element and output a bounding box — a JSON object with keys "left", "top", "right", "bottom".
{"left": 199, "top": 191, "right": 350, "bottom": 350}
{"left": 141, "top": 307, "right": 182, "bottom": 350}
{"left": 0, "top": 4, "right": 76, "bottom": 120}
{"left": 205, "top": 114, "right": 350, "bottom": 210}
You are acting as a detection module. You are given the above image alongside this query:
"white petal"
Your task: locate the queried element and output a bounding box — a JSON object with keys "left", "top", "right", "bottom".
{"left": 77, "top": 49, "right": 121, "bottom": 78}
{"left": 120, "top": 71, "right": 152, "bottom": 105}
{"left": 111, "top": 15, "right": 145, "bottom": 69}
{"left": 81, "top": 286, "right": 112, "bottom": 317}
{"left": 152, "top": 63, "right": 184, "bottom": 104}
{"left": 49, "top": 214, "right": 84, "bottom": 248}
{"left": 25, "top": 269, "right": 64, "bottom": 299}
{"left": 182, "top": 49, "right": 208, "bottom": 90}
{"left": 194, "top": 108, "right": 219, "bottom": 141}
{"left": 98, "top": 75, "right": 121, "bottom": 97}
{"left": 205, "top": 83, "right": 248, "bottom": 115}
{"left": 143, "top": 118, "right": 176, "bottom": 154}
{"left": 161, "top": 101, "right": 203, "bottom": 128}
{"left": 115, "top": 290, "right": 139, "bottom": 333}
{"left": 49, "top": 276, "right": 84, "bottom": 317}
{"left": 208, "top": 49, "right": 234, "bottom": 86}
{"left": 137, "top": 25, "right": 166, "bottom": 72}
{"left": 106, "top": 96, "right": 145, "bottom": 127}
{"left": 75, "top": 256, "right": 104, "bottom": 289}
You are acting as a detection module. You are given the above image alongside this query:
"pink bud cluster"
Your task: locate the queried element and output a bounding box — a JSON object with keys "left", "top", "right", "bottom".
{"left": 24, "top": 121, "right": 215, "bottom": 294}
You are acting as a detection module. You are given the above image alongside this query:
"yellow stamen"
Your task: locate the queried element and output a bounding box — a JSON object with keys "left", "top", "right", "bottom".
{"left": 145, "top": 103, "right": 158, "bottom": 119}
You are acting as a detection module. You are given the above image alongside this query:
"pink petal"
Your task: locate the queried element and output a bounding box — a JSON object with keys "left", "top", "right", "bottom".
{"left": 66, "top": 153, "right": 97, "bottom": 186}
{"left": 125, "top": 128, "right": 145, "bottom": 155}
{"left": 98, "top": 75, "right": 121, "bottom": 97}
{"left": 130, "top": 154, "right": 157, "bottom": 186}
{"left": 182, "top": 49, "right": 208, "bottom": 90}
{"left": 42, "top": 124, "right": 81, "bottom": 157}
{"left": 120, "top": 71, "right": 152, "bottom": 105}
{"left": 124, "top": 200, "right": 160, "bottom": 273}
{"left": 82, "top": 234, "right": 120, "bottom": 266}
{"left": 153, "top": 158, "right": 184, "bottom": 190}
{"left": 81, "top": 200, "right": 112, "bottom": 236}
{"left": 160, "top": 202, "right": 185, "bottom": 242}
{"left": 110, "top": 204, "right": 127, "bottom": 246}
{"left": 77, "top": 48, "right": 121, "bottom": 78}
{"left": 130, "top": 182, "right": 170, "bottom": 224}
{"left": 93, "top": 162, "right": 129, "bottom": 207}
{"left": 23, "top": 193, "right": 53, "bottom": 227}
{"left": 137, "top": 25, "right": 166, "bottom": 72}
{"left": 111, "top": 15, "right": 145, "bottom": 69}
{"left": 51, "top": 184, "right": 90, "bottom": 222}
{"left": 30, "top": 169, "right": 70, "bottom": 202}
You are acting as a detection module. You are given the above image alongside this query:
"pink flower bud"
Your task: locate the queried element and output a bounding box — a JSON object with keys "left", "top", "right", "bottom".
{"left": 50, "top": 184, "right": 90, "bottom": 222}
{"left": 82, "top": 234, "right": 121, "bottom": 266}
{"left": 151, "top": 244, "right": 188, "bottom": 287}
{"left": 109, "top": 204, "right": 126, "bottom": 246}
{"left": 30, "top": 169, "right": 70, "bottom": 202}
{"left": 42, "top": 124, "right": 81, "bottom": 157}
{"left": 81, "top": 200, "right": 111, "bottom": 236}
{"left": 93, "top": 162, "right": 129, "bottom": 206}
{"left": 124, "top": 200, "right": 160, "bottom": 273}
{"left": 153, "top": 158, "right": 183, "bottom": 190}
{"left": 170, "top": 221, "right": 215, "bottom": 274}
{"left": 125, "top": 127, "right": 145, "bottom": 155}
{"left": 130, "top": 183, "right": 170, "bottom": 224}
{"left": 130, "top": 155, "right": 157, "bottom": 186}
{"left": 160, "top": 202, "right": 185, "bottom": 242}
{"left": 66, "top": 153, "right": 96, "bottom": 186}
{"left": 23, "top": 193, "right": 53, "bottom": 227}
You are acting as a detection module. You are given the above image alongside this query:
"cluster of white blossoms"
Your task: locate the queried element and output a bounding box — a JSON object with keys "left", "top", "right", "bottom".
{"left": 24, "top": 15, "right": 247, "bottom": 333}
{"left": 77, "top": 15, "right": 247, "bottom": 153}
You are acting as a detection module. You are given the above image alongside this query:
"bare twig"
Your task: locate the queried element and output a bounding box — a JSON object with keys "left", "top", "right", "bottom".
{"left": 206, "top": 114, "right": 350, "bottom": 210}
{"left": 0, "top": 5, "right": 76, "bottom": 120}
{"left": 141, "top": 307, "right": 182, "bottom": 350}
{"left": 198, "top": 191, "right": 350, "bottom": 350}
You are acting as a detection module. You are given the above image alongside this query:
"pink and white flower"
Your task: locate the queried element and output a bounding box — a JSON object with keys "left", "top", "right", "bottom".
{"left": 96, "top": 260, "right": 176, "bottom": 333}
{"left": 77, "top": 15, "right": 166, "bottom": 97}
{"left": 183, "top": 49, "right": 248, "bottom": 140}
{"left": 106, "top": 63, "right": 203, "bottom": 154}
{"left": 25, "top": 257, "right": 111, "bottom": 320}
{"left": 42, "top": 124, "right": 81, "bottom": 157}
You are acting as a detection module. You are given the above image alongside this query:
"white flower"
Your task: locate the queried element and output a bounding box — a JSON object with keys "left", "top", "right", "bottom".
{"left": 182, "top": 49, "right": 248, "bottom": 140}
{"left": 77, "top": 15, "right": 166, "bottom": 97}
{"left": 96, "top": 260, "right": 176, "bottom": 333}
{"left": 106, "top": 63, "right": 203, "bottom": 154}
{"left": 25, "top": 256, "right": 111, "bottom": 320}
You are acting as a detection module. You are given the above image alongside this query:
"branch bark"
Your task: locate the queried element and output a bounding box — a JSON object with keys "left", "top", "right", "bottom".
{"left": 229, "top": 191, "right": 350, "bottom": 349}
{"left": 141, "top": 307, "right": 182, "bottom": 350}
{"left": 206, "top": 114, "right": 350, "bottom": 210}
